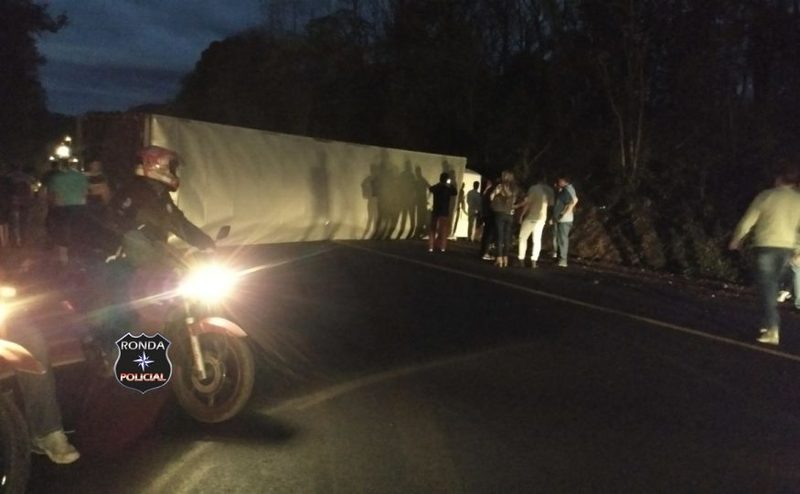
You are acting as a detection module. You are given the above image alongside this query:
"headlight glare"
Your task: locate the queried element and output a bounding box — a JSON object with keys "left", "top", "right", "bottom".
{"left": 178, "top": 265, "right": 238, "bottom": 302}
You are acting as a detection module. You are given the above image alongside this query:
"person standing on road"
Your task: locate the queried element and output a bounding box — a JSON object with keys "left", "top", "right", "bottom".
{"left": 515, "top": 174, "right": 554, "bottom": 268}
{"left": 490, "top": 170, "right": 518, "bottom": 268}
{"left": 729, "top": 164, "right": 800, "bottom": 345}
{"left": 47, "top": 160, "right": 89, "bottom": 265}
{"left": 480, "top": 178, "right": 497, "bottom": 260}
{"left": 428, "top": 173, "right": 457, "bottom": 252}
{"left": 466, "top": 181, "right": 482, "bottom": 242}
{"left": 552, "top": 175, "right": 578, "bottom": 267}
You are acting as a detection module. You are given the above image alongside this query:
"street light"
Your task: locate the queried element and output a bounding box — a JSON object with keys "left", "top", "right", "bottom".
{"left": 54, "top": 135, "right": 72, "bottom": 159}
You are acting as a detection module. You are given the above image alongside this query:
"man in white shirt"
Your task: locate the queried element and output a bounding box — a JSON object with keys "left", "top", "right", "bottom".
{"left": 515, "top": 174, "right": 555, "bottom": 268}
{"left": 730, "top": 164, "right": 800, "bottom": 345}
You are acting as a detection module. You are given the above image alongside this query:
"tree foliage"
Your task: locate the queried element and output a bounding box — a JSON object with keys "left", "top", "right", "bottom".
{"left": 0, "top": 0, "right": 67, "bottom": 170}
{"left": 171, "top": 0, "right": 800, "bottom": 279}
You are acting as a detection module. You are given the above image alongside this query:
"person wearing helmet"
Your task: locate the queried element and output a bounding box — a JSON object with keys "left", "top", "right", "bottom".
{"left": 111, "top": 145, "right": 215, "bottom": 260}
{"left": 87, "top": 146, "right": 215, "bottom": 370}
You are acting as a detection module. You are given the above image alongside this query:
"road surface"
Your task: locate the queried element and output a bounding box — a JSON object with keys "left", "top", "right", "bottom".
{"left": 26, "top": 240, "right": 800, "bottom": 493}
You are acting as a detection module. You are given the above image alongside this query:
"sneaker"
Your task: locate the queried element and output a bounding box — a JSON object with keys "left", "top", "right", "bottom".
{"left": 440, "top": 249, "right": 446, "bottom": 253}
{"left": 428, "top": 248, "right": 433, "bottom": 253}
{"left": 777, "top": 290, "right": 792, "bottom": 303}
{"left": 757, "top": 328, "right": 779, "bottom": 345}
{"left": 481, "top": 254, "right": 495, "bottom": 261}
{"left": 32, "top": 430, "right": 80, "bottom": 464}
{"left": 551, "top": 252, "right": 558, "bottom": 259}
{"left": 557, "top": 259, "right": 568, "bottom": 268}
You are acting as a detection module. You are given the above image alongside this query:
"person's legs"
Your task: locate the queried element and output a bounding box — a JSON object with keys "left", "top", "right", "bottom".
{"left": 793, "top": 261, "right": 800, "bottom": 310}
{"left": 518, "top": 221, "right": 534, "bottom": 261}
{"left": 437, "top": 216, "right": 451, "bottom": 251}
{"left": 495, "top": 214, "right": 513, "bottom": 264}
{"left": 556, "top": 222, "right": 573, "bottom": 265}
{"left": 531, "top": 220, "right": 546, "bottom": 262}
{"left": 6, "top": 321, "right": 79, "bottom": 464}
{"left": 428, "top": 215, "right": 437, "bottom": 251}
{"left": 6, "top": 324, "right": 63, "bottom": 439}
{"left": 480, "top": 215, "right": 495, "bottom": 257}
{"left": 467, "top": 213, "right": 475, "bottom": 242}
{"left": 502, "top": 215, "right": 513, "bottom": 265}
{"left": 551, "top": 222, "right": 558, "bottom": 258}
{"left": 754, "top": 247, "right": 792, "bottom": 339}
{"left": 494, "top": 213, "right": 506, "bottom": 259}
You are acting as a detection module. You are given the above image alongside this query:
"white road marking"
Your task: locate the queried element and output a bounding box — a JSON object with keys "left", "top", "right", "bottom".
{"left": 340, "top": 242, "right": 800, "bottom": 364}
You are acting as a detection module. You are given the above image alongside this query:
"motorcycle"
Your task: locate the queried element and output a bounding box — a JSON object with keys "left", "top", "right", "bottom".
{"left": 102, "top": 225, "right": 256, "bottom": 423}
{"left": 0, "top": 286, "right": 45, "bottom": 494}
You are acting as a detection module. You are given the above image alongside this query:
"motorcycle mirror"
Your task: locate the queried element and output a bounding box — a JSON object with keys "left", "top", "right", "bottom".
{"left": 216, "top": 225, "right": 231, "bottom": 241}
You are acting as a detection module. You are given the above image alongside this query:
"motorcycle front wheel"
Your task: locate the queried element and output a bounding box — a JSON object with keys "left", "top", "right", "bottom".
{"left": 0, "top": 392, "right": 30, "bottom": 494}
{"left": 172, "top": 332, "right": 255, "bottom": 423}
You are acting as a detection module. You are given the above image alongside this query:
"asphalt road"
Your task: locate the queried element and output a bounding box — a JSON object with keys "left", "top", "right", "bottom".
{"left": 26, "top": 240, "right": 800, "bottom": 493}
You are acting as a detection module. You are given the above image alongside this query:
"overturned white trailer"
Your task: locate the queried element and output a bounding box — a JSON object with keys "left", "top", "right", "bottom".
{"left": 79, "top": 114, "right": 469, "bottom": 246}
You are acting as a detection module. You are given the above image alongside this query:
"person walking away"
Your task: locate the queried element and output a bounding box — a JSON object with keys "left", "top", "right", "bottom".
{"left": 41, "top": 161, "right": 63, "bottom": 247}
{"left": 428, "top": 173, "right": 457, "bottom": 252}
{"left": 47, "top": 160, "right": 89, "bottom": 266}
{"left": 515, "top": 174, "right": 554, "bottom": 268}
{"left": 480, "top": 179, "right": 497, "bottom": 260}
{"left": 729, "top": 164, "right": 800, "bottom": 345}
{"left": 466, "top": 181, "right": 482, "bottom": 242}
{"left": 552, "top": 175, "right": 578, "bottom": 267}
{"left": 490, "top": 170, "right": 518, "bottom": 268}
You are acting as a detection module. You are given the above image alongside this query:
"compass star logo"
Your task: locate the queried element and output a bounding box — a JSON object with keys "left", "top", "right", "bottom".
{"left": 133, "top": 352, "right": 154, "bottom": 371}
{"left": 114, "top": 333, "right": 173, "bottom": 394}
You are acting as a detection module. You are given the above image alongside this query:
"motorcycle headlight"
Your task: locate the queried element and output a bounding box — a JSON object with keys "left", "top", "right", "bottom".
{"left": 178, "top": 265, "right": 238, "bottom": 303}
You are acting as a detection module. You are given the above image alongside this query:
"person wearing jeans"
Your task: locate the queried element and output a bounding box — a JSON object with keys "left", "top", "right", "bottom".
{"left": 3, "top": 257, "right": 80, "bottom": 464}
{"left": 793, "top": 257, "right": 800, "bottom": 311}
{"left": 490, "top": 170, "right": 518, "bottom": 268}
{"left": 730, "top": 164, "right": 800, "bottom": 345}
{"left": 552, "top": 175, "right": 578, "bottom": 267}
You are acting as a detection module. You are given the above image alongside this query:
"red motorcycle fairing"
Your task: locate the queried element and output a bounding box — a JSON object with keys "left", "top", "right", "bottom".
{"left": 0, "top": 340, "right": 46, "bottom": 375}
{"left": 191, "top": 317, "right": 248, "bottom": 338}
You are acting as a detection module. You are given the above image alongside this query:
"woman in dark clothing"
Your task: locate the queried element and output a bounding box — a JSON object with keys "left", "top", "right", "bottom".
{"left": 490, "top": 170, "right": 518, "bottom": 268}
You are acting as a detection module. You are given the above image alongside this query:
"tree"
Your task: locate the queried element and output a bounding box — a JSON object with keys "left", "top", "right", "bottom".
{"left": 0, "top": 0, "right": 66, "bottom": 169}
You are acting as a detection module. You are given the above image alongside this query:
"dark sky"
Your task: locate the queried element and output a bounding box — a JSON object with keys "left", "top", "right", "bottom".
{"left": 38, "top": 0, "right": 263, "bottom": 115}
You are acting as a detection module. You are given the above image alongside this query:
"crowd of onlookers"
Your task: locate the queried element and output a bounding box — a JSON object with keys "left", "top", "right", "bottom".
{"left": 0, "top": 158, "right": 111, "bottom": 265}
{"left": 432, "top": 164, "right": 800, "bottom": 346}
{"left": 431, "top": 169, "right": 578, "bottom": 269}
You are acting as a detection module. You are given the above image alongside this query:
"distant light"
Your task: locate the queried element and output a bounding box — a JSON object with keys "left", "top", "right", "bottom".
{"left": 55, "top": 144, "right": 71, "bottom": 159}
{"left": 64, "top": 135, "right": 72, "bottom": 143}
